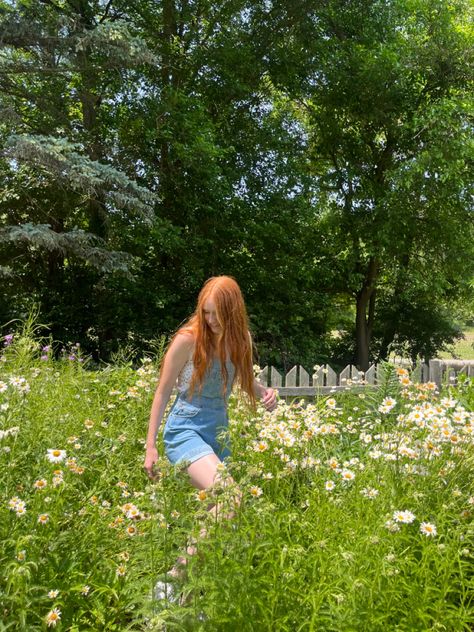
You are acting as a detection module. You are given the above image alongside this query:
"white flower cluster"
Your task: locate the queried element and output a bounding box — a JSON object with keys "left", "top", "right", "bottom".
{"left": 8, "top": 376, "right": 31, "bottom": 393}
{"left": 0, "top": 426, "right": 19, "bottom": 440}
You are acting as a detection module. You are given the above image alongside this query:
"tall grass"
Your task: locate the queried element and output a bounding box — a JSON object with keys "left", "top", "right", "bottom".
{"left": 0, "top": 329, "right": 473, "bottom": 631}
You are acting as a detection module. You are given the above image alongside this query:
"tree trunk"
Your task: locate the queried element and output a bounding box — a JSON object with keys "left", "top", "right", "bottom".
{"left": 159, "top": 0, "right": 178, "bottom": 218}
{"left": 376, "top": 252, "right": 411, "bottom": 362}
{"left": 355, "top": 257, "right": 379, "bottom": 371}
{"left": 78, "top": 52, "right": 107, "bottom": 239}
{"left": 75, "top": 9, "right": 110, "bottom": 356}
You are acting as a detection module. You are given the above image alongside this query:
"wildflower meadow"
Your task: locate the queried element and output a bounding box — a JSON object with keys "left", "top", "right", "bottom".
{"left": 1, "top": 329, "right": 474, "bottom": 631}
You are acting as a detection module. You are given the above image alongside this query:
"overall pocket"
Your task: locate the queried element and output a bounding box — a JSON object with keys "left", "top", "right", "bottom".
{"left": 172, "top": 400, "right": 201, "bottom": 418}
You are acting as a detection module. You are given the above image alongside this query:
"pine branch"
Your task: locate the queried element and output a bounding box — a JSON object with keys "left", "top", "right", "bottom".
{"left": 5, "top": 135, "right": 158, "bottom": 223}
{"left": 0, "top": 223, "right": 134, "bottom": 275}
{"left": 0, "top": 17, "right": 159, "bottom": 69}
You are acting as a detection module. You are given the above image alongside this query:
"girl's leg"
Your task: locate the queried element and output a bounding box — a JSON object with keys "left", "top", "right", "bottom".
{"left": 174, "top": 454, "right": 239, "bottom": 564}
{"left": 168, "top": 453, "right": 224, "bottom": 578}
{"left": 165, "top": 453, "right": 240, "bottom": 592}
{"left": 187, "top": 452, "right": 223, "bottom": 489}
{"left": 188, "top": 452, "right": 241, "bottom": 518}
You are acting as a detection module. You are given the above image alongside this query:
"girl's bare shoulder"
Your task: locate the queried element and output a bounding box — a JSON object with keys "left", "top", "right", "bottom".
{"left": 172, "top": 329, "right": 195, "bottom": 350}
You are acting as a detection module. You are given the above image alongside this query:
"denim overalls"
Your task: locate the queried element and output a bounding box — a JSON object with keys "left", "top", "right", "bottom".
{"left": 163, "top": 359, "right": 235, "bottom": 465}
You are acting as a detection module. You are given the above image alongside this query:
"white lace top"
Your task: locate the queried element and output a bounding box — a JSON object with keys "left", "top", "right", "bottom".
{"left": 177, "top": 357, "right": 194, "bottom": 393}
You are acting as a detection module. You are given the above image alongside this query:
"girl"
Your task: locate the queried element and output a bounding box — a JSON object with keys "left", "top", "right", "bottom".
{"left": 143, "top": 276, "right": 276, "bottom": 595}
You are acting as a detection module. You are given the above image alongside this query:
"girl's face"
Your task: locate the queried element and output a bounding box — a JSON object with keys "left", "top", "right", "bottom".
{"left": 203, "top": 297, "right": 221, "bottom": 334}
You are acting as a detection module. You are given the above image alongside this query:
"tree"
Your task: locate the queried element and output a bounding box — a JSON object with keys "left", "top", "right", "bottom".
{"left": 0, "top": 0, "right": 334, "bottom": 363}
{"left": 1, "top": 0, "right": 472, "bottom": 368}
{"left": 0, "top": 0, "right": 166, "bottom": 350}
{"left": 259, "top": 0, "right": 474, "bottom": 368}
{"left": 103, "top": 0, "right": 334, "bottom": 366}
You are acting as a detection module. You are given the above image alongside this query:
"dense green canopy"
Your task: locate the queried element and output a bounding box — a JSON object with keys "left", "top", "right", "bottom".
{"left": 0, "top": 0, "right": 473, "bottom": 369}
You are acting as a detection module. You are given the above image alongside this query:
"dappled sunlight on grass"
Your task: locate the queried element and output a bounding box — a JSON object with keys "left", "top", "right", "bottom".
{"left": 439, "top": 328, "right": 474, "bottom": 361}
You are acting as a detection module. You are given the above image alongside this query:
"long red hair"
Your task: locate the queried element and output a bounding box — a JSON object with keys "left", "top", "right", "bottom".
{"left": 169, "top": 276, "right": 256, "bottom": 408}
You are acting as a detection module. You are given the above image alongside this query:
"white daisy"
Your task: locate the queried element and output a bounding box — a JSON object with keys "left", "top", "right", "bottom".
{"left": 420, "top": 522, "right": 437, "bottom": 537}
{"left": 393, "top": 510, "right": 416, "bottom": 524}
{"left": 46, "top": 449, "right": 67, "bottom": 463}
{"left": 45, "top": 608, "right": 61, "bottom": 627}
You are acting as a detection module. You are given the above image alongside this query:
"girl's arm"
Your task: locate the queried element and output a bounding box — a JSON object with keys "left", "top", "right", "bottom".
{"left": 254, "top": 377, "right": 278, "bottom": 411}
{"left": 144, "top": 333, "right": 194, "bottom": 478}
{"left": 249, "top": 331, "right": 277, "bottom": 411}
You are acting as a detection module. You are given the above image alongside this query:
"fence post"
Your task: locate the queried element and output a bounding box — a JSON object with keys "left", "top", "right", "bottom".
{"left": 429, "top": 359, "right": 442, "bottom": 387}
{"left": 326, "top": 365, "right": 337, "bottom": 387}
{"left": 313, "top": 367, "right": 324, "bottom": 387}
{"left": 270, "top": 367, "right": 282, "bottom": 387}
{"left": 286, "top": 366, "right": 298, "bottom": 387}
{"left": 340, "top": 365, "right": 351, "bottom": 386}
{"left": 421, "top": 363, "right": 429, "bottom": 383}
{"left": 299, "top": 366, "right": 310, "bottom": 386}
{"left": 258, "top": 366, "right": 269, "bottom": 387}
{"left": 365, "top": 364, "right": 376, "bottom": 385}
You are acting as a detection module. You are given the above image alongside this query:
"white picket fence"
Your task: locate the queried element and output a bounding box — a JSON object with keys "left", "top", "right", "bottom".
{"left": 258, "top": 359, "right": 474, "bottom": 397}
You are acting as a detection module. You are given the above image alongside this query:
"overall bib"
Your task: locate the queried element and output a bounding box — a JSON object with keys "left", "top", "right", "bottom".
{"left": 163, "top": 359, "right": 235, "bottom": 465}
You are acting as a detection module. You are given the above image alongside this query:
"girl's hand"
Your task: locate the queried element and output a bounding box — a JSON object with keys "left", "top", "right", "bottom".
{"left": 261, "top": 387, "right": 277, "bottom": 411}
{"left": 143, "top": 446, "right": 159, "bottom": 480}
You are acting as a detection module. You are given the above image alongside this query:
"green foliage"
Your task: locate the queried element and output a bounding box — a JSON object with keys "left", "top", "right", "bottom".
{"left": 6, "top": 135, "right": 157, "bottom": 220}
{"left": 0, "top": 0, "right": 472, "bottom": 365}
{"left": 257, "top": 0, "right": 474, "bottom": 367}
{"left": 1, "top": 334, "right": 474, "bottom": 629}
{"left": 373, "top": 294, "right": 465, "bottom": 362}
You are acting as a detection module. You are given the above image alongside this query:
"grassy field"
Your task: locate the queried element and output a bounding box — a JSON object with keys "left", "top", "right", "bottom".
{"left": 439, "top": 328, "right": 474, "bottom": 360}
{"left": 1, "top": 332, "right": 474, "bottom": 631}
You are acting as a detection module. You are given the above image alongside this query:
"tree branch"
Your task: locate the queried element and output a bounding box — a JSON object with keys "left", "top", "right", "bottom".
{"left": 99, "top": 0, "right": 114, "bottom": 24}
{"left": 38, "top": 0, "right": 66, "bottom": 15}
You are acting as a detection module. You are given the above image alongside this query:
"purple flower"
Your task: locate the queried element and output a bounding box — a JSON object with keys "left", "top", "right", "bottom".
{"left": 4, "top": 334, "right": 13, "bottom": 347}
{"left": 42, "top": 345, "right": 50, "bottom": 353}
{"left": 68, "top": 355, "right": 76, "bottom": 361}
{"left": 41, "top": 355, "right": 49, "bottom": 361}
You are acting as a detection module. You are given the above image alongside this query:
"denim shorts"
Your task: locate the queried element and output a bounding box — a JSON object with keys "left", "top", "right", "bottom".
{"left": 163, "top": 395, "right": 231, "bottom": 466}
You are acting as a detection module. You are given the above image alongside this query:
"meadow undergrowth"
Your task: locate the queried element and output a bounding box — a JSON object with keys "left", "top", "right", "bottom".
{"left": 1, "top": 329, "right": 473, "bottom": 631}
